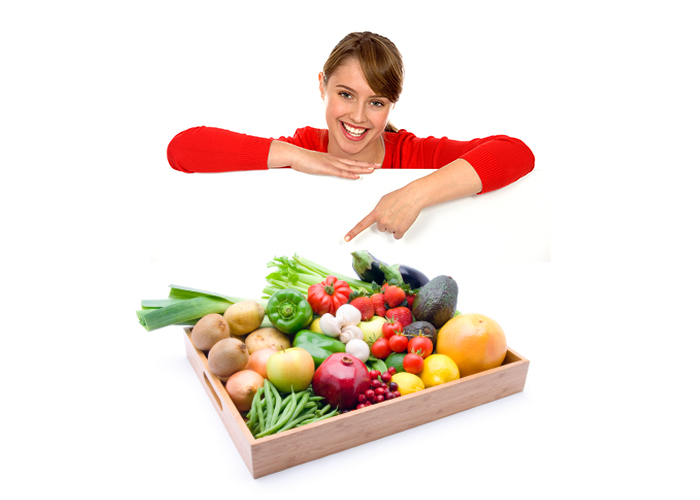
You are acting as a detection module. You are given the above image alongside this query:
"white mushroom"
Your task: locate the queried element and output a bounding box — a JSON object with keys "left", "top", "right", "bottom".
{"left": 319, "top": 313, "right": 342, "bottom": 338}
{"left": 345, "top": 339, "right": 370, "bottom": 363}
{"left": 335, "top": 304, "right": 362, "bottom": 328}
{"left": 339, "top": 325, "right": 363, "bottom": 344}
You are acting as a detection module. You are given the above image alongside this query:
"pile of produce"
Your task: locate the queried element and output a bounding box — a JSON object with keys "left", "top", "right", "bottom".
{"left": 138, "top": 250, "right": 509, "bottom": 438}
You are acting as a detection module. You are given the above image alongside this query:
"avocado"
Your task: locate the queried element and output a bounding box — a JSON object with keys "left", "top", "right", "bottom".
{"left": 402, "top": 321, "right": 437, "bottom": 342}
{"left": 411, "top": 275, "right": 458, "bottom": 328}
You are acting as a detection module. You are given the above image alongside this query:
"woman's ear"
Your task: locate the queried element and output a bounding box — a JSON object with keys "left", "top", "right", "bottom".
{"left": 318, "top": 72, "right": 325, "bottom": 99}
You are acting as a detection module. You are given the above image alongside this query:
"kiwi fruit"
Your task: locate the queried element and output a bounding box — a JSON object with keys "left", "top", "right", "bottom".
{"left": 191, "top": 313, "right": 231, "bottom": 351}
{"left": 208, "top": 338, "right": 249, "bottom": 378}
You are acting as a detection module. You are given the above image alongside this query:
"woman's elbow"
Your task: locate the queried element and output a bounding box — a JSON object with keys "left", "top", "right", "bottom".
{"left": 505, "top": 136, "right": 535, "bottom": 176}
{"left": 166, "top": 127, "right": 201, "bottom": 173}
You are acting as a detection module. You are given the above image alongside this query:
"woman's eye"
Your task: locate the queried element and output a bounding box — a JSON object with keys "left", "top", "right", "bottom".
{"left": 370, "top": 100, "right": 385, "bottom": 107}
{"left": 339, "top": 92, "right": 352, "bottom": 99}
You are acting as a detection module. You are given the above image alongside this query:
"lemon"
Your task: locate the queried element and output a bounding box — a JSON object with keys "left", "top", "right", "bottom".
{"left": 419, "top": 354, "right": 460, "bottom": 388}
{"left": 391, "top": 372, "right": 425, "bottom": 395}
{"left": 309, "top": 317, "right": 323, "bottom": 334}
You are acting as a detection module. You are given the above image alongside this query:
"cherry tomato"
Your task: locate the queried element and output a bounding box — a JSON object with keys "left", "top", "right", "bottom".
{"left": 370, "top": 337, "right": 391, "bottom": 359}
{"left": 388, "top": 334, "right": 408, "bottom": 353}
{"left": 403, "top": 352, "right": 424, "bottom": 374}
{"left": 407, "top": 336, "right": 433, "bottom": 358}
{"left": 382, "top": 319, "right": 403, "bottom": 340}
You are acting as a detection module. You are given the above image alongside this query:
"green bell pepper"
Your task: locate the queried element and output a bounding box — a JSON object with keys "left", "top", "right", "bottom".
{"left": 293, "top": 329, "right": 346, "bottom": 368}
{"left": 266, "top": 288, "right": 313, "bottom": 334}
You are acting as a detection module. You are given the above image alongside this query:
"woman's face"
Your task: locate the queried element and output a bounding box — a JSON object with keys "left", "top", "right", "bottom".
{"left": 320, "top": 58, "right": 393, "bottom": 163}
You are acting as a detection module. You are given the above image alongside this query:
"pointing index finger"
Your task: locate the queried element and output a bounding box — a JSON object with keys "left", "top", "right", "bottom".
{"left": 344, "top": 211, "right": 378, "bottom": 242}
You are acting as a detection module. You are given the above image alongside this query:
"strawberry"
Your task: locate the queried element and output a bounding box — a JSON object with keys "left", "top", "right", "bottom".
{"left": 386, "top": 306, "right": 413, "bottom": 327}
{"left": 350, "top": 296, "right": 374, "bottom": 321}
{"left": 405, "top": 292, "right": 415, "bottom": 310}
{"left": 370, "top": 293, "right": 387, "bottom": 317}
{"left": 383, "top": 285, "right": 406, "bottom": 308}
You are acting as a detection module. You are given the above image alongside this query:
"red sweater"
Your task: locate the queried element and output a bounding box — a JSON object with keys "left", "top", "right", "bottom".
{"left": 167, "top": 126, "right": 535, "bottom": 194}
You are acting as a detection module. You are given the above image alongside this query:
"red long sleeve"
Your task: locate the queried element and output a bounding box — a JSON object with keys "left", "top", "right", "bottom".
{"left": 383, "top": 131, "right": 535, "bottom": 194}
{"left": 166, "top": 126, "right": 272, "bottom": 173}
{"left": 166, "top": 126, "right": 535, "bottom": 194}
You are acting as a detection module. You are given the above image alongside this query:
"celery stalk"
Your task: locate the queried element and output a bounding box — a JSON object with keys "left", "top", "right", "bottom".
{"left": 265, "top": 254, "right": 374, "bottom": 298}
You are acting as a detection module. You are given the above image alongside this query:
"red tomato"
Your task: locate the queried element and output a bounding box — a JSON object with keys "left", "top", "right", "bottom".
{"left": 307, "top": 276, "right": 351, "bottom": 316}
{"left": 388, "top": 334, "right": 408, "bottom": 353}
{"left": 407, "top": 336, "right": 433, "bottom": 358}
{"left": 403, "top": 353, "right": 424, "bottom": 374}
{"left": 370, "top": 337, "right": 392, "bottom": 359}
{"left": 382, "top": 319, "right": 403, "bottom": 340}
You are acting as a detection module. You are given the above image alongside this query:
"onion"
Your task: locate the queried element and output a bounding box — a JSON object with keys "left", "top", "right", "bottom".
{"left": 244, "top": 346, "right": 278, "bottom": 379}
{"left": 225, "top": 370, "right": 264, "bottom": 412}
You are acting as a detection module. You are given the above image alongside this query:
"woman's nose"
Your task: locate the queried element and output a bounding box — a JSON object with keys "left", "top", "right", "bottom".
{"left": 349, "top": 102, "right": 366, "bottom": 124}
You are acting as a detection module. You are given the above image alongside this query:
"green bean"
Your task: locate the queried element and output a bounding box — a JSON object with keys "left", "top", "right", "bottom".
{"left": 291, "top": 391, "right": 310, "bottom": 421}
{"left": 254, "top": 387, "right": 266, "bottom": 433}
{"left": 316, "top": 404, "right": 331, "bottom": 416}
{"left": 279, "top": 392, "right": 293, "bottom": 411}
{"left": 276, "top": 392, "right": 311, "bottom": 433}
{"left": 255, "top": 390, "right": 297, "bottom": 438}
{"left": 307, "top": 409, "right": 339, "bottom": 423}
{"left": 246, "top": 387, "right": 263, "bottom": 431}
{"left": 288, "top": 406, "right": 338, "bottom": 430}
{"left": 270, "top": 385, "right": 282, "bottom": 426}
{"left": 263, "top": 380, "right": 274, "bottom": 430}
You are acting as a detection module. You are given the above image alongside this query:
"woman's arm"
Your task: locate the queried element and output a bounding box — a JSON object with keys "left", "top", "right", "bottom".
{"left": 167, "top": 127, "right": 271, "bottom": 173}
{"left": 344, "top": 158, "right": 482, "bottom": 241}
{"left": 344, "top": 133, "right": 535, "bottom": 241}
{"left": 167, "top": 127, "right": 378, "bottom": 179}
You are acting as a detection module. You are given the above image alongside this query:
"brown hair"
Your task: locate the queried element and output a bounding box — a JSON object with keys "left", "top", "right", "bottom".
{"left": 322, "top": 32, "right": 404, "bottom": 133}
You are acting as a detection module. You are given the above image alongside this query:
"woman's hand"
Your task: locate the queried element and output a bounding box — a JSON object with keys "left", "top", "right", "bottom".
{"left": 268, "top": 140, "right": 377, "bottom": 179}
{"left": 344, "top": 158, "right": 483, "bottom": 241}
{"left": 345, "top": 184, "right": 424, "bottom": 241}
{"left": 291, "top": 150, "right": 378, "bottom": 179}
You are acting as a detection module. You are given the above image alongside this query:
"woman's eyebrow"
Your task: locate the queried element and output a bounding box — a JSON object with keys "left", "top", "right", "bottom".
{"left": 335, "top": 84, "right": 384, "bottom": 99}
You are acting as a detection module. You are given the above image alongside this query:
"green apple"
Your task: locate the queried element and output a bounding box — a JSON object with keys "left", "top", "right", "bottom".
{"left": 266, "top": 347, "right": 315, "bottom": 393}
{"left": 359, "top": 316, "right": 387, "bottom": 346}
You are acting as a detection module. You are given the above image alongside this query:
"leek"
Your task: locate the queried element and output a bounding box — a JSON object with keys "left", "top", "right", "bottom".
{"left": 138, "top": 296, "right": 232, "bottom": 332}
{"left": 137, "top": 285, "right": 267, "bottom": 332}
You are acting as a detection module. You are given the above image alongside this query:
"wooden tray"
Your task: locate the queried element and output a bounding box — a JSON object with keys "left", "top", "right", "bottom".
{"left": 184, "top": 328, "right": 529, "bottom": 478}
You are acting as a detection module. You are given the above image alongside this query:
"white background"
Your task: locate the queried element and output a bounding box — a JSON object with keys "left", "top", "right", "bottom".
{"left": 2, "top": 1, "right": 698, "bottom": 498}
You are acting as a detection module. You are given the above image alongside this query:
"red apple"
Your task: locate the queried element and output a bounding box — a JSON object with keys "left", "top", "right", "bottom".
{"left": 266, "top": 347, "right": 315, "bottom": 393}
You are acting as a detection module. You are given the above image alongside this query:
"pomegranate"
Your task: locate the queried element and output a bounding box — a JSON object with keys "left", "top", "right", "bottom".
{"left": 312, "top": 353, "right": 371, "bottom": 410}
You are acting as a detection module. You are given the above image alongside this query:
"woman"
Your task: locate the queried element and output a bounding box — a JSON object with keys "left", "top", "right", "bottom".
{"left": 167, "top": 32, "right": 535, "bottom": 241}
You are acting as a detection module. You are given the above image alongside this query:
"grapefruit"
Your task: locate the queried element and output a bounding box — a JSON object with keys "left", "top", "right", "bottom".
{"left": 436, "top": 313, "right": 507, "bottom": 377}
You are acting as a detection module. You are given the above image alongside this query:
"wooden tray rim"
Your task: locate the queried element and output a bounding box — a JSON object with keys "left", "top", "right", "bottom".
{"left": 184, "top": 327, "right": 529, "bottom": 450}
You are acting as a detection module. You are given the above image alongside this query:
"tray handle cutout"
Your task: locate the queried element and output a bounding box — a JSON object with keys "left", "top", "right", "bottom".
{"left": 203, "top": 371, "right": 222, "bottom": 411}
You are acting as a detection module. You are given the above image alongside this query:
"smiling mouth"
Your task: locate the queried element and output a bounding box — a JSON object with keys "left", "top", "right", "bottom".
{"left": 342, "top": 122, "right": 368, "bottom": 138}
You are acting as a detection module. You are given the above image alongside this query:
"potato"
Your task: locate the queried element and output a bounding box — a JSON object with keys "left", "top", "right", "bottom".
{"left": 223, "top": 300, "right": 266, "bottom": 337}
{"left": 244, "top": 327, "right": 291, "bottom": 353}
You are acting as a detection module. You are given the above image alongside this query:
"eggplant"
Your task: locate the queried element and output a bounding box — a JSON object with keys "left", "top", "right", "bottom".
{"left": 350, "top": 250, "right": 430, "bottom": 289}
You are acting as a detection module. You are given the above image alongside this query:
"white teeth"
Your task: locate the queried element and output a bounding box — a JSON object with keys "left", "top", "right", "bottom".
{"left": 343, "top": 123, "right": 367, "bottom": 137}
